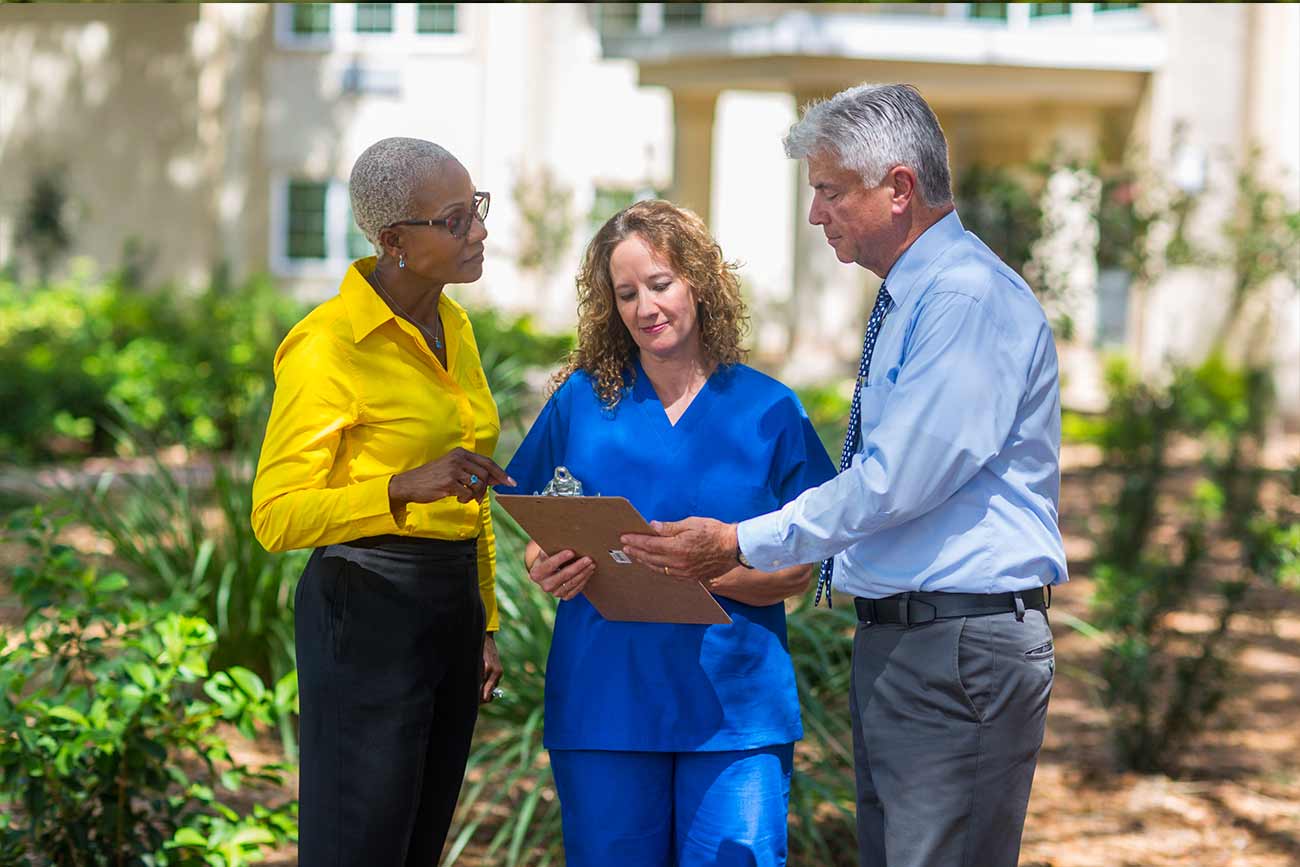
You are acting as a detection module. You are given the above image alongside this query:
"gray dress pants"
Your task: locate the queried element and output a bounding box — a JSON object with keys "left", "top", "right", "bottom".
{"left": 850, "top": 607, "right": 1053, "bottom": 867}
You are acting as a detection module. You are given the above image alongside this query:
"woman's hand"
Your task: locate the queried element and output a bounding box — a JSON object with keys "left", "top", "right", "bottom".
{"left": 389, "top": 447, "right": 514, "bottom": 509}
{"left": 525, "top": 540, "right": 595, "bottom": 601}
{"left": 481, "top": 634, "right": 503, "bottom": 704}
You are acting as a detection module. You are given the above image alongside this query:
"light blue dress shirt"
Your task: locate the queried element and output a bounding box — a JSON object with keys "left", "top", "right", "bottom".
{"left": 738, "top": 210, "right": 1068, "bottom": 598}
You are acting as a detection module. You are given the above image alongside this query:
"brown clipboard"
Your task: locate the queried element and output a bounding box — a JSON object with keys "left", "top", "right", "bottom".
{"left": 495, "top": 495, "right": 731, "bottom": 625}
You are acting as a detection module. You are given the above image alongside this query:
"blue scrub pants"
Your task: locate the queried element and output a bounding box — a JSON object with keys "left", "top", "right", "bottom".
{"left": 549, "top": 743, "right": 794, "bottom": 867}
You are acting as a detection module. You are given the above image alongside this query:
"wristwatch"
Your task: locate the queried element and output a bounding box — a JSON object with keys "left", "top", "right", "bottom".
{"left": 735, "top": 545, "right": 753, "bottom": 569}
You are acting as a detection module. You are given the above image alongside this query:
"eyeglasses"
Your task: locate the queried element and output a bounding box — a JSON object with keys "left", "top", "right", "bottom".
{"left": 385, "top": 191, "right": 490, "bottom": 240}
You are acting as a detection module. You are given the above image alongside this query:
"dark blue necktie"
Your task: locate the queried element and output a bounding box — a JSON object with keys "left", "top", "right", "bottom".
{"left": 815, "top": 285, "right": 893, "bottom": 608}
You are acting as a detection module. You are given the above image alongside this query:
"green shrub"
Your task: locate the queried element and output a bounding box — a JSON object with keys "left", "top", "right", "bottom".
{"left": 66, "top": 419, "right": 308, "bottom": 757}
{"left": 795, "top": 382, "right": 852, "bottom": 460}
{"left": 0, "top": 270, "right": 304, "bottom": 461}
{"left": 954, "top": 164, "right": 1042, "bottom": 276}
{"left": 1072, "top": 355, "right": 1298, "bottom": 772}
{"left": 468, "top": 308, "right": 573, "bottom": 443}
{"left": 0, "top": 509, "right": 297, "bottom": 866}
{"left": 0, "top": 269, "right": 575, "bottom": 463}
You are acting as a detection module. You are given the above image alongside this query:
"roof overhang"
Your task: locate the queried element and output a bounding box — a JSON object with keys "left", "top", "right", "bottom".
{"left": 605, "top": 12, "right": 1166, "bottom": 107}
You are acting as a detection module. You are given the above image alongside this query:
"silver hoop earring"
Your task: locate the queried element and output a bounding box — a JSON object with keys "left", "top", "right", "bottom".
{"left": 398, "top": 254, "right": 405, "bottom": 269}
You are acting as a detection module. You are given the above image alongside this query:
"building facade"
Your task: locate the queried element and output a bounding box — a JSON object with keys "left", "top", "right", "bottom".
{"left": 1, "top": 3, "right": 1296, "bottom": 418}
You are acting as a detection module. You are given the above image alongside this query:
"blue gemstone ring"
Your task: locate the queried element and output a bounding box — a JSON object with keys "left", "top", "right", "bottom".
{"left": 469, "top": 474, "right": 480, "bottom": 486}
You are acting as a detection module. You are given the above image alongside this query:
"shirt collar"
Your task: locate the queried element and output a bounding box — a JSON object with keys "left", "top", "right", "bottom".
{"left": 881, "top": 209, "right": 966, "bottom": 310}
{"left": 339, "top": 256, "right": 397, "bottom": 343}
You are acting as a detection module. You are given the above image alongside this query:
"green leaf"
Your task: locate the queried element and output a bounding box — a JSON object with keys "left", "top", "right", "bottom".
{"left": 171, "top": 826, "right": 207, "bottom": 847}
{"left": 126, "top": 662, "right": 158, "bottom": 690}
{"left": 229, "top": 826, "right": 275, "bottom": 846}
{"left": 94, "top": 573, "right": 130, "bottom": 594}
{"left": 45, "top": 705, "right": 90, "bottom": 728}
{"left": 272, "top": 670, "right": 298, "bottom": 714}
{"left": 226, "top": 667, "right": 266, "bottom": 702}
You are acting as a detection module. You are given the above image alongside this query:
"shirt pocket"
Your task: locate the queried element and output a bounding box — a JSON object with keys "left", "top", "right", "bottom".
{"left": 855, "top": 380, "right": 895, "bottom": 448}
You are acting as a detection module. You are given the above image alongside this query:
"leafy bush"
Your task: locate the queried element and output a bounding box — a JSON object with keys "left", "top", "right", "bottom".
{"left": 468, "top": 308, "right": 573, "bottom": 442}
{"left": 795, "top": 383, "right": 852, "bottom": 460}
{"left": 0, "top": 269, "right": 304, "bottom": 461}
{"left": 954, "top": 164, "right": 1043, "bottom": 276}
{"left": 66, "top": 417, "right": 308, "bottom": 757}
{"left": 0, "top": 509, "right": 297, "bottom": 866}
{"left": 0, "top": 267, "right": 576, "bottom": 463}
{"left": 1073, "top": 356, "right": 1299, "bottom": 772}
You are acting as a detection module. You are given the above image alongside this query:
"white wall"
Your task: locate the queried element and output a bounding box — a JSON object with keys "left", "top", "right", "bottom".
{"left": 710, "top": 91, "right": 799, "bottom": 358}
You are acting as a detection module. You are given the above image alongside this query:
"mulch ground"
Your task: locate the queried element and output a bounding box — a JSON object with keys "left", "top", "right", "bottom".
{"left": 2, "top": 439, "right": 1298, "bottom": 866}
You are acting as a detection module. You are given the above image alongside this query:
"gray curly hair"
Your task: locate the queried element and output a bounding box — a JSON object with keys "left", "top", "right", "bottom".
{"left": 349, "top": 137, "right": 458, "bottom": 250}
{"left": 784, "top": 83, "right": 953, "bottom": 208}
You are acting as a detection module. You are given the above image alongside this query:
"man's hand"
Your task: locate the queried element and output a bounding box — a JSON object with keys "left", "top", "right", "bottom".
{"left": 621, "top": 517, "right": 739, "bottom": 582}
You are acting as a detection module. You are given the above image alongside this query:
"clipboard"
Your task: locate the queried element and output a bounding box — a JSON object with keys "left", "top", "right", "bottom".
{"left": 496, "top": 495, "right": 731, "bottom": 625}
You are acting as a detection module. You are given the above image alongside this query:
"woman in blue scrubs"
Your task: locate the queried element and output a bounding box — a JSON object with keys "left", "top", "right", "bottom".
{"left": 498, "top": 200, "right": 834, "bottom": 867}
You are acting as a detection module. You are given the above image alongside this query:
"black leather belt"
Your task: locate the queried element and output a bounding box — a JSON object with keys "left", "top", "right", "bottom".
{"left": 854, "top": 586, "right": 1049, "bottom": 626}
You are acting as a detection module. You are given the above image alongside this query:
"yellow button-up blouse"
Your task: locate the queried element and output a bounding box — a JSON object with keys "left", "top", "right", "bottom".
{"left": 251, "top": 257, "right": 501, "bottom": 631}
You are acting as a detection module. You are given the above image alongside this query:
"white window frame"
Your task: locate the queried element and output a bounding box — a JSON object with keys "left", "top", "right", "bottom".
{"left": 274, "top": 3, "right": 471, "bottom": 55}
{"left": 271, "top": 176, "right": 372, "bottom": 280}
{"left": 946, "top": 3, "right": 1146, "bottom": 28}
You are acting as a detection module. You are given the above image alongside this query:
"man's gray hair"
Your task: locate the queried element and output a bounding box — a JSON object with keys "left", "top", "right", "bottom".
{"left": 784, "top": 83, "right": 953, "bottom": 207}
{"left": 349, "top": 137, "right": 458, "bottom": 248}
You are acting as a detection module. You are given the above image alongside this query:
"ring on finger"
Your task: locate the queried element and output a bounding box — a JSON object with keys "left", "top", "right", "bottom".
{"left": 469, "top": 473, "right": 480, "bottom": 486}
{"left": 663, "top": 565, "right": 670, "bottom": 576}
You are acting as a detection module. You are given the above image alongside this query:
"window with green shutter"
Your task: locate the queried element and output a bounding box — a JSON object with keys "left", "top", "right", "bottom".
{"left": 1030, "top": 3, "right": 1071, "bottom": 17}
{"left": 291, "top": 3, "right": 332, "bottom": 35}
{"left": 663, "top": 3, "right": 705, "bottom": 29}
{"left": 416, "top": 4, "right": 457, "bottom": 35}
{"left": 355, "top": 3, "right": 395, "bottom": 33}
{"left": 967, "top": 3, "right": 1008, "bottom": 21}
{"left": 287, "top": 182, "right": 328, "bottom": 260}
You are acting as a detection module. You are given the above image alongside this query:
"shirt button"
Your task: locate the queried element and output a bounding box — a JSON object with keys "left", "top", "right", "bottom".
{"left": 771, "top": 560, "right": 781, "bottom": 567}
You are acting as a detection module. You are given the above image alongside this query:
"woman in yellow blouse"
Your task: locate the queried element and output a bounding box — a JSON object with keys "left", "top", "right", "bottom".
{"left": 251, "top": 137, "right": 512, "bottom": 866}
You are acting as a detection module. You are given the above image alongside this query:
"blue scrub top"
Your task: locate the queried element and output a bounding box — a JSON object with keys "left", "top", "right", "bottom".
{"left": 500, "top": 360, "right": 835, "bottom": 752}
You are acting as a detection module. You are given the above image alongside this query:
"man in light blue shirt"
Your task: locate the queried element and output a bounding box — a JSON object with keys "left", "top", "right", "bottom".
{"left": 623, "top": 83, "right": 1066, "bottom": 867}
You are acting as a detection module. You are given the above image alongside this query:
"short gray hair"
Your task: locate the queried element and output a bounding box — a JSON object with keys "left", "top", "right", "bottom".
{"left": 349, "top": 137, "right": 458, "bottom": 248}
{"left": 784, "top": 83, "right": 953, "bottom": 207}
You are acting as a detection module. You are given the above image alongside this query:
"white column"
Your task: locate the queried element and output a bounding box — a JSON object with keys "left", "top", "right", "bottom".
{"left": 669, "top": 89, "right": 719, "bottom": 226}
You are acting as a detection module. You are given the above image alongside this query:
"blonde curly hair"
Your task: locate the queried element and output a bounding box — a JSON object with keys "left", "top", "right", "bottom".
{"left": 549, "top": 200, "right": 750, "bottom": 408}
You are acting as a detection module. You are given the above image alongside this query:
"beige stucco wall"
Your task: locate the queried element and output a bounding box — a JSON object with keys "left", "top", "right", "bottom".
{"left": 0, "top": 3, "right": 270, "bottom": 288}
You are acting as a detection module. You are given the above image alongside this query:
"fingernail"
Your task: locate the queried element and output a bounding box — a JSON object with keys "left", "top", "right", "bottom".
{"left": 507, "top": 476, "right": 517, "bottom": 486}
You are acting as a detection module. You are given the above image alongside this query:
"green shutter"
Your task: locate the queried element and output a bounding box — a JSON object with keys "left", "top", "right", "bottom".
{"left": 416, "top": 4, "right": 458, "bottom": 35}
{"left": 287, "top": 182, "right": 328, "bottom": 260}
{"left": 355, "top": 4, "right": 395, "bottom": 33}
{"left": 291, "top": 3, "right": 331, "bottom": 35}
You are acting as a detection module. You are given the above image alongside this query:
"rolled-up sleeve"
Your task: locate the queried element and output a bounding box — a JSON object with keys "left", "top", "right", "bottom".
{"left": 739, "top": 289, "right": 1024, "bottom": 570}
{"left": 250, "top": 330, "right": 404, "bottom": 553}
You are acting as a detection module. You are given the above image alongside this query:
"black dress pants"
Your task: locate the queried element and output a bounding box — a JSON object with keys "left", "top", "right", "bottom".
{"left": 295, "top": 535, "right": 485, "bottom": 867}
